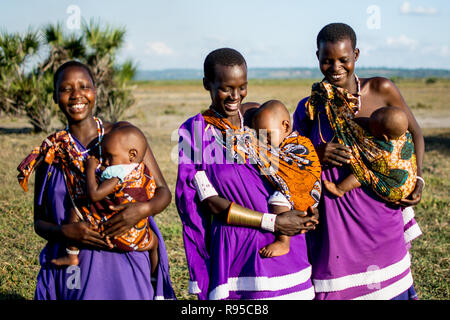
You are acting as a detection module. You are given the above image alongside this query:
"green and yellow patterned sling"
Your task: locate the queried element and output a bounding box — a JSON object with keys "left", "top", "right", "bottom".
{"left": 305, "top": 80, "right": 417, "bottom": 201}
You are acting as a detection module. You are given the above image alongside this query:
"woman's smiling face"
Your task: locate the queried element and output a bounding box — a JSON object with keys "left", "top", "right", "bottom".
{"left": 316, "top": 38, "right": 360, "bottom": 90}
{"left": 54, "top": 66, "right": 96, "bottom": 124}
{"left": 204, "top": 63, "right": 248, "bottom": 120}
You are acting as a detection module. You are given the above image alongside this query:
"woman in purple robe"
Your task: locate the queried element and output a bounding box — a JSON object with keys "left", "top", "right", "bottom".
{"left": 175, "top": 48, "right": 319, "bottom": 300}
{"left": 292, "top": 23, "right": 424, "bottom": 300}
{"left": 22, "top": 61, "right": 175, "bottom": 300}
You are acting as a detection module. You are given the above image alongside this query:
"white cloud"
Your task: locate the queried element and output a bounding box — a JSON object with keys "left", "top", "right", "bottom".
{"left": 420, "top": 44, "right": 449, "bottom": 57}
{"left": 386, "top": 35, "right": 418, "bottom": 51}
{"left": 358, "top": 42, "right": 377, "bottom": 55}
{"left": 400, "top": 1, "right": 437, "bottom": 15}
{"left": 144, "top": 42, "right": 174, "bottom": 56}
{"left": 440, "top": 45, "right": 449, "bottom": 57}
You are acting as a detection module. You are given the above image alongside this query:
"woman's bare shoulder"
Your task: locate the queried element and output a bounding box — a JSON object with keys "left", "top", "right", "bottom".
{"left": 363, "top": 76, "right": 398, "bottom": 95}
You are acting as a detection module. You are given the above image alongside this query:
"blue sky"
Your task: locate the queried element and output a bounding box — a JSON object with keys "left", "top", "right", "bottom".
{"left": 1, "top": 0, "right": 449, "bottom": 70}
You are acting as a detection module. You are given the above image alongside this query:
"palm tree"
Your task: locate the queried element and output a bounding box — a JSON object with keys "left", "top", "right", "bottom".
{"left": 0, "top": 29, "right": 40, "bottom": 116}
{"left": 81, "top": 19, "right": 130, "bottom": 120}
{"left": 0, "top": 20, "right": 137, "bottom": 132}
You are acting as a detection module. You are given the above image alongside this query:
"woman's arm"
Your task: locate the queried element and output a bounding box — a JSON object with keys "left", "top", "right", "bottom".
{"left": 202, "top": 195, "right": 318, "bottom": 235}
{"left": 102, "top": 131, "right": 172, "bottom": 238}
{"left": 33, "top": 163, "right": 111, "bottom": 249}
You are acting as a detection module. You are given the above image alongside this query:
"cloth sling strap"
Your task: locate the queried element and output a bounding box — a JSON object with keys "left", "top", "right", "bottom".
{"left": 202, "top": 108, "right": 321, "bottom": 211}
{"left": 305, "top": 81, "right": 417, "bottom": 201}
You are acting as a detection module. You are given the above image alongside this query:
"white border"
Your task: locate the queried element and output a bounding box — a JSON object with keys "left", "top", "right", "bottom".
{"left": 259, "top": 285, "right": 315, "bottom": 300}
{"left": 313, "top": 253, "right": 411, "bottom": 293}
{"left": 404, "top": 223, "right": 423, "bottom": 244}
{"left": 208, "top": 266, "right": 312, "bottom": 300}
{"left": 353, "top": 271, "right": 413, "bottom": 300}
{"left": 189, "top": 280, "right": 201, "bottom": 294}
{"left": 402, "top": 206, "right": 415, "bottom": 225}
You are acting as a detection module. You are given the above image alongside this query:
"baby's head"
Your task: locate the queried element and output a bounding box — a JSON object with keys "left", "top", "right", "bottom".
{"left": 252, "top": 100, "right": 292, "bottom": 147}
{"left": 101, "top": 123, "right": 147, "bottom": 166}
{"left": 369, "top": 106, "right": 408, "bottom": 141}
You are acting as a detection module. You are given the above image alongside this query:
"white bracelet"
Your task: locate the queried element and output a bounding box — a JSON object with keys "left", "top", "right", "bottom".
{"left": 66, "top": 248, "right": 80, "bottom": 255}
{"left": 416, "top": 176, "right": 425, "bottom": 187}
{"left": 261, "top": 213, "right": 277, "bottom": 232}
{"left": 193, "top": 171, "right": 219, "bottom": 202}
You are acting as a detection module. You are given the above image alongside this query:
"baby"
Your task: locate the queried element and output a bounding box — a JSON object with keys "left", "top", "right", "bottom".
{"left": 252, "top": 100, "right": 321, "bottom": 257}
{"left": 323, "top": 106, "right": 413, "bottom": 198}
{"left": 52, "top": 124, "right": 158, "bottom": 272}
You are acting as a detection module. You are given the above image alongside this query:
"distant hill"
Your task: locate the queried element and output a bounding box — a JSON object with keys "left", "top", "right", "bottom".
{"left": 134, "top": 67, "right": 450, "bottom": 81}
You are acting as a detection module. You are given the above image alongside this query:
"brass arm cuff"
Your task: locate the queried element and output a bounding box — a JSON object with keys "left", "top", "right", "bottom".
{"left": 227, "top": 202, "right": 263, "bottom": 228}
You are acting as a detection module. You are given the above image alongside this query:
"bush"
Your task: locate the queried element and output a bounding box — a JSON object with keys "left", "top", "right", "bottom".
{"left": 425, "top": 77, "right": 438, "bottom": 85}
{"left": 0, "top": 20, "right": 137, "bottom": 132}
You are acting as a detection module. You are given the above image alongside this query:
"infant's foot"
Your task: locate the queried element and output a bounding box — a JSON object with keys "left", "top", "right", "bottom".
{"left": 51, "top": 254, "right": 79, "bottom": 266}
{"left": 259, "top": 240, "right": 290, "bottom": 258}
{"left": 323, "top": 180, "right": 345, "bottom": 197}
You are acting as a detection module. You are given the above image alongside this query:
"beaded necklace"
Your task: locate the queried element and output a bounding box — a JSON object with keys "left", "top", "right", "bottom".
{"left": 66, "top": 117, "right": 104, "bottom": 164}
{"left": 209, "top": 106, "right": 244, "bottom": 131}
{"left": 354, "top": 74, "right": 362, "bottom": 115}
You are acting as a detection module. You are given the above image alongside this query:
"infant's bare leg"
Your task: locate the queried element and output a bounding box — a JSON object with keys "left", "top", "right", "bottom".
{"left": 324, "top": 174, "right": 361, "bottom": 197}
{"left": 259, "top": 234, "right": 291, "bottom": 258}
{"left": 259, "top": 204, "right": 291, "bottom": 258}
{"left": 148, "top": 230, "right": 159, "bottom": 274}
{"left": 51, "top": 207, "right": 81, "bottom": 266}
{"left": 137, "top": 228, "right": 159, "bottom": 274}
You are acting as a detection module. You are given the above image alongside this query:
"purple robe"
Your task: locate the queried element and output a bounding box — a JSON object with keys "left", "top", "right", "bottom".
{"left": 293, "top": 97, "right": 419, "bottom": 300}
{"left": 175, "top": 113, "right": 314, "bottom": 300}
{"left": 34, "top": 136, "right": 175, "bottom": 300}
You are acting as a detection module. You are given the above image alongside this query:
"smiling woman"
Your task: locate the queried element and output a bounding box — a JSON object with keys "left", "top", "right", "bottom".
{"left": 176, "top": 48, "right": 318, "bottom": 300}
{"left": 54, "top": 64, "right": 97, "bottom": 127}
{"left": 293, "top": 23, "right": 425, "bottom": 300}
{"left": 17, "top": 60, "right": 175, "bottom": 300}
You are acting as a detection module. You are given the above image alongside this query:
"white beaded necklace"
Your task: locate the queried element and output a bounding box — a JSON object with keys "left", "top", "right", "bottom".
{"left": 210, "top": 107, "right": 244, "bottom": 130}
{"left": 66, "top": 117, "right": 104, "bottom": 161}
{"left": 354, "top": 74, "right": 361, "bottom": 115}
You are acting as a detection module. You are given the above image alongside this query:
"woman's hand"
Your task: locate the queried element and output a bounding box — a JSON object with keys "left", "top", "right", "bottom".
{"left": 101, "top": 202, "right": 150, "bottom": 238}
{"left": 60, "top": 221, "right": 112, "bottom": 249}
{"left": 275, "top": 206, "right": 319, "bottom": 236}
{"left": 316, "top": 143, "right": 352, "bottom": 167}
{"left": 395, "top": 178, "right": 424, "bottom": 207}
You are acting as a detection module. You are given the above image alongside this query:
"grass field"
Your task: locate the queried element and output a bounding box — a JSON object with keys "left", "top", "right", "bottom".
{"left": 0, "top": 78, "right": 448, "bottom": 300}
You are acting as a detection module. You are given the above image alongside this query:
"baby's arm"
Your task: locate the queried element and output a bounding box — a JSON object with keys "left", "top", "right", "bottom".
{"left": 86, "top": 157, "right": 119, "bottom": 202}
{"left": 270, "top": 204, "right": 290, "bottom": 215}
{"left": 323, "top": 173, "right": 362, "bottom": 197}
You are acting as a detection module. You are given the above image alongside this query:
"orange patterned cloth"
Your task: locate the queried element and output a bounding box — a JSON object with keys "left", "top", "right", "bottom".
{"left": 17, "top": 128, "right": 155, "bottom": 251}
{"left": 202, "top": 109, "right": 321, "bottom": 210}
{"left": 81, "top": 162, "right": 156, "bottom": 251}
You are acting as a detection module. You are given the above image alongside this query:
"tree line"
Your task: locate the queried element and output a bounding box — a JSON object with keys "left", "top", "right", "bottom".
{"left": 0, "top": 20, "right": 136, "bottom": 132}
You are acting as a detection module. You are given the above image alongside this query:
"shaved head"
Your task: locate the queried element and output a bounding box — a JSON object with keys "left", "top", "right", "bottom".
{"left": 252, "top": 100, "right": 292, "bottom": 146}
{"left": 370, "top": 106, "right": 409, "bottom": 140}
{"left": 253, "top": 100, "right": 290, "bottom": 125}
{"left": 102, "top": 124, "right": 148, "bottom": 163}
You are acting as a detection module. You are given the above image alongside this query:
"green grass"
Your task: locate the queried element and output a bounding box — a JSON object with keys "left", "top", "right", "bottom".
{"left": 0, "top": 79, "right": 448, "bottom": 300}
{"left": 408, "top": 128, "right": 450, "bottom": 299}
